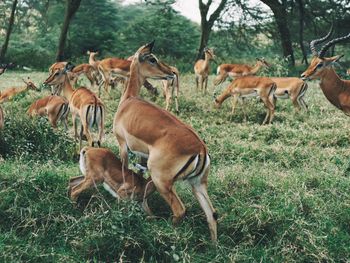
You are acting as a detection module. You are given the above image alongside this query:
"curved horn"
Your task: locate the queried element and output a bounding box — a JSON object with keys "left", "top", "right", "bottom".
{"left": 319, "top": 33, "right": 350, "bottom": 57}
{"left": 310, "top": 25, "right": 333, "bottom": 56}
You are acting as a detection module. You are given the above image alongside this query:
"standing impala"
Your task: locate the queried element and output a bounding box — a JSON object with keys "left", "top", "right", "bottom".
{"left": 44, "top": 63, "right": 105, "bottom": 149}
{"left": 0, "top": 77, "right": 37, "bottom": 103}
{"left": 194, "top": 47, "right": 215, "bottom": 93}
{"left": 69, "top": 63, "right": 97, "bottom": 88}
{"left": 271, "top": 77, "right": 308, "bottom": 111}
{"left": 161, "top": 65, "right": 180, "bottom": 113}
{"left": 97, "top": 56, "right": 158, "bottom": 97}
{"left": 113, "top": 41, "right": 217, "bottom": 242}
{"left": 214, "top": 76, "right": 276, "bottom": 124}
{"left": 27, "top": 95, "right": 69, "bottom": 130}
{"left": 214, "top": 58, "right": 270, "bottom": 86}
{"left": 301, "top": 29, "right": 350, "bottom": 114}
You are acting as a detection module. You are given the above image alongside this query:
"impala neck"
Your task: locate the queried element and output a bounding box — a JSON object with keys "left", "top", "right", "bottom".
{"left": 62, "top": 75, "right": 74, "bottom": 100}
{"left": 250, "top": 62, "right": 262, "bottom": 75}
{"left": 89, "top": 54, "right": 96, "bottom": 64}
{"left": 215, "top": 88, "right": 231, "bottom": 107}
{"left": 319, "top": 68, "right": 346, "bottom": 109}
{"left": 120, "top": 62, "right": 145, "bottom": 103}
{"left": 204, "top": 53, "right": 211, "bottom": 66}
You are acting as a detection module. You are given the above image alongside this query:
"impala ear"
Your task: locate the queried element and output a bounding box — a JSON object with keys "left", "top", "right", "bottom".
{"left": 145, "top": 40, "right": 155, "bottom": 53}
{"left": 64, "top": 62, "right": 75, "bottom": 72}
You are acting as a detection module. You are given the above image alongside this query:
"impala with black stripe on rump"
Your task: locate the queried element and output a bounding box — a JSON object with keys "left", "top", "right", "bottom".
{"left": 44, "top": 62, "right": 105, "bottom": 149}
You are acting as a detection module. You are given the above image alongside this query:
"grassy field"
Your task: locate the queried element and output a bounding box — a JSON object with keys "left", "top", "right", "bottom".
{"left": 0, "top": 71, "right": 350, "bottom": 262}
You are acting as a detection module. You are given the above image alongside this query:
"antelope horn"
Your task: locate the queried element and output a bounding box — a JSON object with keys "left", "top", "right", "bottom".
{"left": 310, "top": 25, "right": 333, "bottom": 56}
{"left": 319, "top": 33, "right": 350, "bottom": 58}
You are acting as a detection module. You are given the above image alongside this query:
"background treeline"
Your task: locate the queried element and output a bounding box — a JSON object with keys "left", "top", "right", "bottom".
{"left": 0, "top": 0, "right": 349, "bottom": 73}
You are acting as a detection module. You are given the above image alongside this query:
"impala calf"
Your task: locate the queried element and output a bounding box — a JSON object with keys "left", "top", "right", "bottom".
{"left": 0, "top": 77, "right": 37, "bottom": 103}
{"left": 194, "top": 47, "right": 215, "bottom": 93}
{"left": 44, "top": 63, "right": 105, "bottom": 149}
{"left": 68, "top": 147, "right": 155, "bottom": 214}
{"left": 271, "top": 77, "right": 308, "bottom": 111}
{"left": 27, "top": 95, "right": 69, "bottom": 130}
{"left": 214, "top": 76, "right": 276, "bottom": 124}
{"left": 214, "top": 58, "right": 270, "bottom": 86}
{"left": 301, "top": 28, "right": 350, "bottom": 115}
{"left": 113, "top": 41, "right": 217, "bottom": 242}
{"left": 161, "top": 65, "right": 179, "bottom": 113}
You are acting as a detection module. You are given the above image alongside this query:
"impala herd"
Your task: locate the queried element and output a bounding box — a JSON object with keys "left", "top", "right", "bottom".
{"left": 0, "top": 28, "right": 349, "bottom": 243}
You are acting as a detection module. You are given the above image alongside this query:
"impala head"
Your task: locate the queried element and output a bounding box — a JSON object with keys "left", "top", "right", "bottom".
{"left": 256, "top": 57, "right": 270, "bottom": 68}
{"left": 44, "top": 62, "right": 75, "bottom": 86}
{"left": 22, "top": 77, "right": 37, "bottom": 90}
{"left": 87, "top": 50, "right": 98, "bottom": 56}
{"left": 133, "top": 41, "right": 175, "bottom": 81}
{"left": 301, "top": 27, "right": 350, "bottom": 80}
{"left": 204, "top": 47, "right": 216, "bottom": 61}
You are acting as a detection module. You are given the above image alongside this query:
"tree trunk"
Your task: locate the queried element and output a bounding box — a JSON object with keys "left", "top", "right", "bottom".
{"left": 0, "top": 0, "right": 18, "bottom": 63}
{"left": 297, "top": 0, "right": 308, "bottom": 65}
{"left": 260, "top": 0, "right": 295, "bottom": 66}
{"left": 196, "top": 0, "right": 228, "bottom": 61}
{"left": 56, "top": 0, "right": 82, "bottom": 62}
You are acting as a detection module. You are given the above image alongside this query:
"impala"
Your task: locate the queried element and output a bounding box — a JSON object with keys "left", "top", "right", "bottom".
{"left": 44, "top": 63, "right": 105, "bottom": 149}
{"left": 68, "top": 146, "right": 155, "bottom": 214}
{"left": 0, "top": 105, "right": 4, "bottom": 129}
{"left": 0, "top": 77, "right": 37, "bottom": 103}
{"left": 27, "top": 95, "right": 69, "bottom": 130}
{"left": 214, "top": 58, "right": 270, "bottom": 86}
{"left": 271, "top": 77, "right": 308, "bottom": 111}
{"left": 49, "top": 62, "right": 67, "bottom": 74}
{"left": 301, "top": 28, "right": 350, "bottom": 115}
{"left": 214, "top": 76, "right": 277, "bottom": 124}
{"left": 69, "top": 63, "right": 97, "bottom": 88}
{"left": 87, "top": 51, "right": 101, "bottom": 84}
{"left": 194, "top": 47, "right": 215, "bottom": 93}
{"left": 113, "top": 41, "right": 217, "bottom": 242}
{"left": 98, "top": 56, "right": 158, "bottom": 97}
{"left": 161, "top": 65, "right": 179, "bottom": 113}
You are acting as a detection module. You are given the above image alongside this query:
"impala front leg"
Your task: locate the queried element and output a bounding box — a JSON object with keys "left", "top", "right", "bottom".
{"left": 230, "top": 94, "right": 239, "bottom": 120}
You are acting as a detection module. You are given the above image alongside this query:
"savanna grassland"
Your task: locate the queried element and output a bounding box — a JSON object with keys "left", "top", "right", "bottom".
{"left": 0, "top": 71, "right": 350, "bottom": 262}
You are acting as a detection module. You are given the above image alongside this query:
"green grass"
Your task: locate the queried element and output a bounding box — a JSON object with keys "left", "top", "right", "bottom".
{"left": 0, "top": 71, "right": 350, "bottom": 262}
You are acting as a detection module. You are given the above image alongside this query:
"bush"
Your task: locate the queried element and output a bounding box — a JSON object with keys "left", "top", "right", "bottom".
{"left": 0, "top": 113, "right": 75, "bottom": 161}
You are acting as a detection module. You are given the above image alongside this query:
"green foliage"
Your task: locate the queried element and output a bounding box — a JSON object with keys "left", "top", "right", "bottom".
{"left": 0, "top": 113, "right": 75, "bottom": 161}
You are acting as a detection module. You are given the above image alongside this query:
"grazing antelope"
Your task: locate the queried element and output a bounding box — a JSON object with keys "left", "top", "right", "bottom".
{"left": 301, "top": 28, "right": 350, "bottom": 115}
{"left": 214, "top": 58, "right": 270, "bottom": 86}
{"left": 0, "top": 105, "right": 4, "bottom": 129}
{"left": 27, "top": 95, "right": 69, "bottom": 130}
{"left": 69, "top": 63, "right": 97, "bottom": 88}
{"left": 68, "top": 146, "right": 156, "bottom": 214}
{"left": 194, "top": 47, "right": 215, "bottom": 93}
{"left": 98, "top": 57, "right": 158, "bottom": 97}
{"left": 0, "top": 77, "right": 37, "bottom": 103}
{"left": 44, "top": 63, "right": 105, "bottom": 149}
{"left": 161, "top": 65, "right": 179, "bottom": 113}
{"left": 113, "top": 41, "right": 217, "bottom": 242}
{"left": 214, "top": 76, "right": 277, "bottom": 124}
{"left": 271, "top": 77, "right": 308, "bottom": 111}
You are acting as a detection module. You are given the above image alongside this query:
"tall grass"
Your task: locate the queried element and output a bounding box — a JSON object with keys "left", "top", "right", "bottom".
{"left": 0, "top": 72, "right": 349, "bottom": 261}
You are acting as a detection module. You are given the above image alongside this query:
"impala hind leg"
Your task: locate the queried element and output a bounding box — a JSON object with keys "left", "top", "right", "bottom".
{"left": 261, "top": 96, "right": 274, "bottom": 125}
{"left": 151, "top": 174, "right": 186, "bottom": 225}
{"left": 204, "top": 76, "right": 208, "bottom": 93}
{"left": 195, "top": 76, "right": 199, "bottom": 90}
{"left": 188, "top": 167, "right": 217, "bottom": 242}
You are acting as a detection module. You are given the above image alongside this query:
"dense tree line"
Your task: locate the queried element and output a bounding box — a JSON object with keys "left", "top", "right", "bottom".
{"left": 0, "top": 0, "right": 349, "bottom": 72}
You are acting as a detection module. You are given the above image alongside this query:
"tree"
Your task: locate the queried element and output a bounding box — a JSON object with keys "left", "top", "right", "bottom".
{"left": 0, "top": 0, "right": 18, "bottom": 63}
{"left": 56, "top": 0, "right": 82, "bottom": 62}
{"left": 197, "top": 0, "right": 228, "bottom": 60}
{"left": 296, "top": 0, "right": 307, "bottom": 64}
{"left": 260, "top": 0, "right": 295, "bottom": 66}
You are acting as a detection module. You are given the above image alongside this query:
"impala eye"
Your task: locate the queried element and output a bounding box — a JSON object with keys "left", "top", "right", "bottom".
{"left": 149, "top": 57, "right": 157, "bottom": 64}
